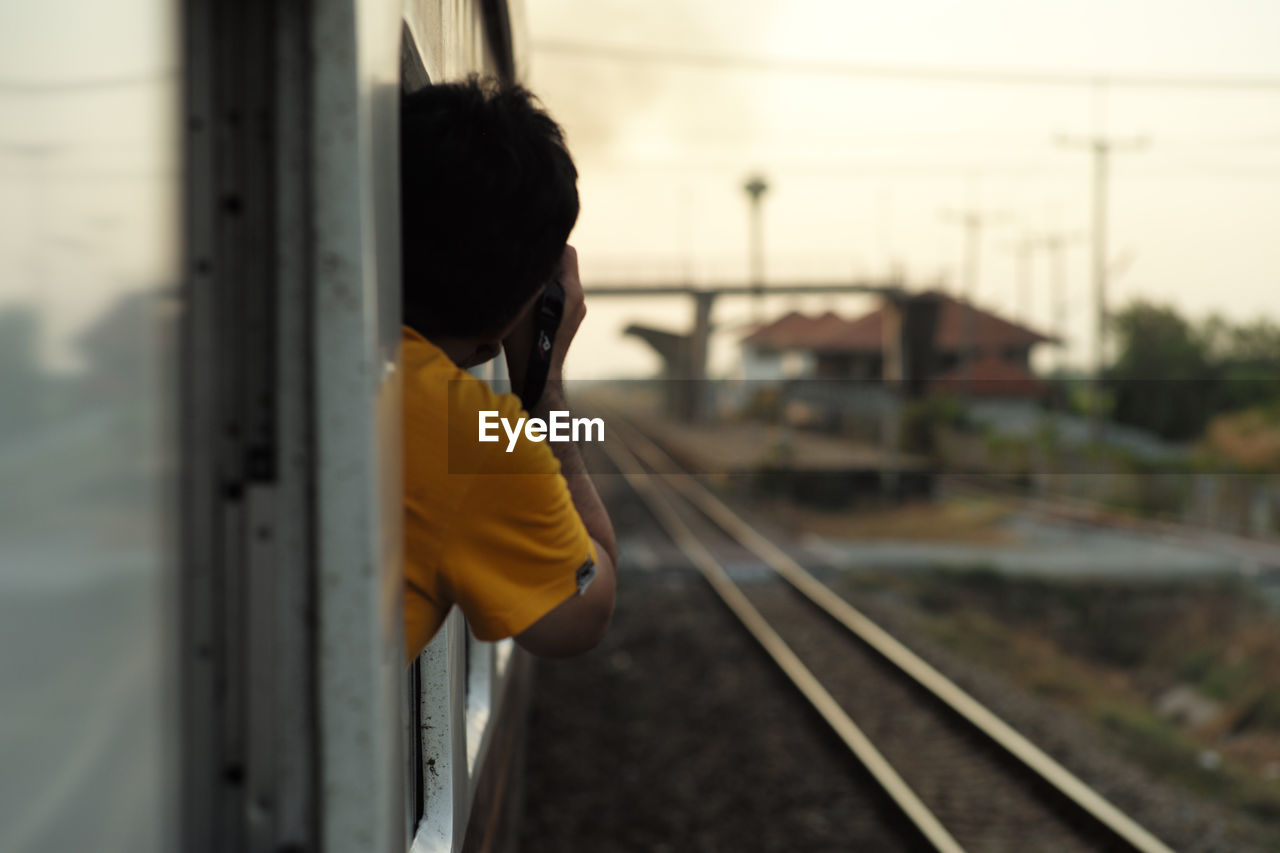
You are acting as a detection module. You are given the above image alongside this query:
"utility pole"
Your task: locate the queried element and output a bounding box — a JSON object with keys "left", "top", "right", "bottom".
{"left": 940, "top": 207, "right": 1007, "bottom": 392}
{"left": 1037, "top": 231, "right": 1083, "bottom": 374}
{"left": 1001, "top": 235, "right": 1038, "bottom": 324}
{"left": 1056, "top": 134, "right": 1146, "bottom": 439}
{"left": 743, "top": 174, "right": 769, "bottom": 322}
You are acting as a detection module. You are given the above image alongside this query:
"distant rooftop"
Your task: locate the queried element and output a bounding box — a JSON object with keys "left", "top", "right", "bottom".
{"left": 742, "top": 291, "right": 1055, "bottom": 354}
{"left": 928, "top": 355, "right": 1047, "bottom": 398}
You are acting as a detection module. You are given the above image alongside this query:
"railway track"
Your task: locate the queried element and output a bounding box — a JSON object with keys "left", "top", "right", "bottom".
{"left": 598, "top": 411, "right": 1178, "bottom": 853}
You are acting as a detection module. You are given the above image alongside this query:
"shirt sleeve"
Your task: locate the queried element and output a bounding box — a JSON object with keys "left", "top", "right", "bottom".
{"left": 441, "top": 388, "right": 597, "bottom": 642}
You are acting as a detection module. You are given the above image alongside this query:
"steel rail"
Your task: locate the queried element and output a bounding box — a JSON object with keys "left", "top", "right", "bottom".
{"left": 599, "top": 433, "right": 966, "bottom": 853}
{"left": 605, "top": 414, "right": 1177, "bottom": 853}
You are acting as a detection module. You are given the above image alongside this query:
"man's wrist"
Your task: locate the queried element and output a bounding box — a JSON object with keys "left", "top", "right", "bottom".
{"left": 533, "top": 378, "right": 566, "bottom": 417}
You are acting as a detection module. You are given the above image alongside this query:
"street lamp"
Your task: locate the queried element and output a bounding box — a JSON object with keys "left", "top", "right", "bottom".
{"left": 743, "top": 173, "right": 769, "bottom": 320}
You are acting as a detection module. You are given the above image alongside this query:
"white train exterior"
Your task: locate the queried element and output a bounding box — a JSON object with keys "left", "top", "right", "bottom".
{"left": 0, "top": 2, "right": 530, "bottom": 852}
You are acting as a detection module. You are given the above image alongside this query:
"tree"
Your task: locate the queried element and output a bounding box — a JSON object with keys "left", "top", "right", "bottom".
{"left": 0, "top": 305, "right": 44, "bottom": 438}
{"left": 1106, "top": 301, "right": 1213, "bottom": 441}
{"left": 1204, "top": 315, "right": 1280, "bottom": 413}
{"left": 1107, "top": 302, "right": 1280, "bottom": 441}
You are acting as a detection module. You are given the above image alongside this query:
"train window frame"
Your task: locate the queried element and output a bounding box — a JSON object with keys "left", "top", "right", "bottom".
{"left": 401, "top": 18, "right": 476, "bottom": 850}
{"left": 401, "top": 6, "right": 528, "bottom": 850}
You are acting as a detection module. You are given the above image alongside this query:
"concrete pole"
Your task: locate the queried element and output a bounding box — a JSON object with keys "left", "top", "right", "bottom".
{"left": 1047, "top": 236, "right": 1070, "bottom": 374}
{"left": 941, "top": 208, "right": 1006, "bottom": 395}
{"left": 1056, "top": 134, "right": 1145, "bottom": 441}
{"left": 1013, "top": 239, "right": 1033, "bottom": 324}
{"left": 743, "top": 174, "right": 769, "bottom": 322}
{"left": 688, "top": 291, "right": 716, "bottom": 422}
{"left": 1092, "top": 142, "right": 1108, "bottom": 384}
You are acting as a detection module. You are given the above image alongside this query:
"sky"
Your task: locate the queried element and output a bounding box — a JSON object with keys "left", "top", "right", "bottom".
{"left": 0, "top": 0, "right": 177, "bottom": 369}
{"left": 522, "top": 0, "right": 1280, "bottom": 377}
{"left": 0, "top": 1, "right": 1277, "bottom": 378}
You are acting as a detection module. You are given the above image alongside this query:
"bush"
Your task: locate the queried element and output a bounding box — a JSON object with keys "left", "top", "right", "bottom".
{"left": 900, "top": 395, "right": 969, "bottom": 454}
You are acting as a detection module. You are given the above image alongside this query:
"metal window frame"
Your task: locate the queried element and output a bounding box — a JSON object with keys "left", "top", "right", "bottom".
{"left": 181, "top": 0, "right": 319, "bottom": 850}
{"left": 310, "top": 0, "right": 408, "bottom": 850}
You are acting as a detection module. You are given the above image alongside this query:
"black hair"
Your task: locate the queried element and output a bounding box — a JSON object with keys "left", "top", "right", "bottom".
{"left": 401, "top": 76, "right": 579, "bottom": 339}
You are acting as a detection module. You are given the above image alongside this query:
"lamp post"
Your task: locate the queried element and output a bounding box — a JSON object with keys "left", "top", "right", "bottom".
{"left": 743, "top": 173, "right": 769, "bottom": 322}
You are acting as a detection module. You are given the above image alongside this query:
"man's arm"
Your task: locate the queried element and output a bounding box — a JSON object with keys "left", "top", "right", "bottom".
{"left": 513, "top": 382, "right": 617, "bottom": 657}
{"left": 504, "top": 245, "right": 618, "bottom": 657}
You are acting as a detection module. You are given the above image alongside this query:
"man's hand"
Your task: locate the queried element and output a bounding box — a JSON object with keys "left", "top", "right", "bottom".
{"left": 503, "top": 245, "right": 618, "bottom": 658}
{"left": 503, "top": 244, "right": 585, "bottom": 406}
{"left": 547, "top": 244, "right": 586, "bottom": 387}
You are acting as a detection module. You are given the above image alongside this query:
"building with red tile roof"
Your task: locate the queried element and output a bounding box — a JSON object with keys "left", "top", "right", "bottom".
{"left": 928, "top": 355, "right": 1047, "bottom": 398}
{"left": 741, "top": 291, "right": 1057, "bottom": 397}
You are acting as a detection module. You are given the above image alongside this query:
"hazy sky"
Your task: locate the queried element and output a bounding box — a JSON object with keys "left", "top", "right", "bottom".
{"left": 524, "top": 0, "right": 1280, "bottom": 377}
{"left": 1, "top": 1, "right": 1277, "bottom": 378}
{"left": 0, "top": 0, "right": 177, "bottom": 369}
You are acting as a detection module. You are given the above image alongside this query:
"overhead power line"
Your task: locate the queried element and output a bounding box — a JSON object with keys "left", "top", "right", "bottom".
{"left": 532, "top": 38, "right": 1280, "bottom": 93}
{"left": 567, "top": 154, "right": 1280, "bottom": 181}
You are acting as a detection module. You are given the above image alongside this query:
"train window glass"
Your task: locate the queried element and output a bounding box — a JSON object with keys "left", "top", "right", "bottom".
{"left": 0, "top": 1, "right": 179, "bottom": 851}
{"left": 414, "top": 611, "right": 467, "bottom": 851}
{"left": 406, "top": 657, "right": 426, "bottom": 832}
{"left": 401, "top": 21, "right": 431, "bottom": 94}
{"left": 464, "top": 629, "right": 493, "bottom": 773}
{"left": 493, "top": 637, "right": 514, "bottom": 679}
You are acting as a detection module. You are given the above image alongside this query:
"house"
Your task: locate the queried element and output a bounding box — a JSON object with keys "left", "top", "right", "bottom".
{"left": 741, "top": 291, "right": 1055, "bottom": 399}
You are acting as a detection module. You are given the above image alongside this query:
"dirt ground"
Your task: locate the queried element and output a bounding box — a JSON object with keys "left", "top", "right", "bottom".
{"left": 517, "top": 568, "right": 925, "bottom": 853}
{"left": 517, "top": 444, "right": 1276, "bottom": 852}
{"left": 517, "top": 566, "right": 1276, "bottom": 853}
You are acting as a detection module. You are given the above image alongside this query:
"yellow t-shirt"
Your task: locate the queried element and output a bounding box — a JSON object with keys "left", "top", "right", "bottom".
{"left": 401, "top": 325, "right": 595, "bottom": 661}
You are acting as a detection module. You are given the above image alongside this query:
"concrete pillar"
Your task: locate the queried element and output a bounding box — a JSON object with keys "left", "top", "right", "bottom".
{"left": 687, "top": 292, "right": 716, "bottom": 422}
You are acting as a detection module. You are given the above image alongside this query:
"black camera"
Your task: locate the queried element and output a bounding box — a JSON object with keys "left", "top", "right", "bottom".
{"left": 519, "top": 277, "right": 565, "bottom": 411}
